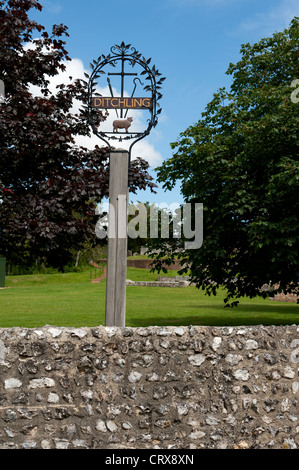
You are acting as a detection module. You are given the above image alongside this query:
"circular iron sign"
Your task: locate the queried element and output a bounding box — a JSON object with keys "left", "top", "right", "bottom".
{"left": 82, "top": 42, "right": 165, "bottom": 152}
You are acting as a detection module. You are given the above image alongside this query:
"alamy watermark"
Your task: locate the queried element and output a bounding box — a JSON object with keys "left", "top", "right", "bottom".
{"left": 95, "top": 200, "right": 203, "bottom": 250}
{"left": 290, "top": 339, "right": 299, "bottom": 364}
{"left": 0, "top": 339, "right": 6, "bottom": 365}
{"left": 0, "top": 79, "right": 5, "bottom": 103}
{"left": 290, "top": 79, "right": 299, "bottom": 104}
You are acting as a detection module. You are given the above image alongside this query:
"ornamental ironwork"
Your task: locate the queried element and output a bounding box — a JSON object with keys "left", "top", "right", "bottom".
{"left": 82, "top": 42, "right": 165, "bottom": 153}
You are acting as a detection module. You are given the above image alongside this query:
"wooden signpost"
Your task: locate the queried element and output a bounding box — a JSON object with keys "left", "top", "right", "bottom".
{"left": 104, "top": 149, "right": 129, "bottom": 327}
{"left": 85, "top": 42, "right": 165, "bottom": 327}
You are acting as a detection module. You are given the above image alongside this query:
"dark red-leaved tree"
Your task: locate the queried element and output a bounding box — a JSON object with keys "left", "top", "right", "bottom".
{"left": 0, "top": 0, "right": 156, "bottom": 270}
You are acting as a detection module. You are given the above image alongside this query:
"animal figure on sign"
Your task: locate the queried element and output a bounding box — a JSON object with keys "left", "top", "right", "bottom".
{"left": 113, "top": 117, "right": 133, "bottom": 133}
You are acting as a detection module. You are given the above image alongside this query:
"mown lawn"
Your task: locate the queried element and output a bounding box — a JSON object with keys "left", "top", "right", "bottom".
{"left": 0, "top": 268, "right": 298, "bottom": 328}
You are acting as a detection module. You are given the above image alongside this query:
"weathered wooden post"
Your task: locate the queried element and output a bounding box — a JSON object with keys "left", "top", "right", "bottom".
{"left": 84, "top": 42, "right": 165, "bottom": 327}
{"left": 105, "top": 149, "right": 129, "bottom": 327}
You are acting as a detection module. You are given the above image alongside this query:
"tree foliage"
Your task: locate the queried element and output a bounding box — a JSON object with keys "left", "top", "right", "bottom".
{"left": 126, "top": 202, "right": 177, "bottom": 254}
{"left": 0, "top": 0, "right": 156, "bottom": 270}
{"left": 153, "top": 18, "right": 299, "bottom": 305}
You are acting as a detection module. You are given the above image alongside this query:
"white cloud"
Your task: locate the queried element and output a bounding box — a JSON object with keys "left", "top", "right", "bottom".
{"left": 25, "top": 50, "right": 162, "bottom": 167}
{"left": 131, "top": 139, "right": 163, "bottom": 167}
{"left": 43, "top": 1, "right": 62, "bottom": 14}
{"left": 233, "top": 0, "right": 299, "bottom": 36}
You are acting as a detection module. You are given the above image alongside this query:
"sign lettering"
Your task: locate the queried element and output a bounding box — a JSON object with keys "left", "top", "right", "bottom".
{"left": 92, "top": 97, "right": 152, "bottom": 110}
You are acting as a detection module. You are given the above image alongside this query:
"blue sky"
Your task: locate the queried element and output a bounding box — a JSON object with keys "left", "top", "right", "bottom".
{"left": 30, "top": 0, "right": 298, "bottom": 206}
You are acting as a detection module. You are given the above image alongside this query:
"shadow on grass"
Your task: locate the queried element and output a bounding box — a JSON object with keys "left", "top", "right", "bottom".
{"left": 127, "top": 314, "right": 299, "bottom": 327}
{"left": 127, "top": 300, "right": 299, "bottom": 327}
{"left": 184, "top": 302, "right": 299, "bottom": 314}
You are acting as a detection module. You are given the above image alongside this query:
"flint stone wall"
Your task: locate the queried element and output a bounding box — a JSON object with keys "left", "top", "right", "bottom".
{"left": 126, "top": 280, "right": 189, "bottom": 287}
{"left": 0, "top": 325, "right": 298, "bottom": 449}
{"left": 272, "top": 292, "right": 298, "bottom": 303}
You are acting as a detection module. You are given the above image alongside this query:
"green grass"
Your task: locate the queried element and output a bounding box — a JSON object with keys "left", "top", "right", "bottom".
{"left": 5, "top": 269, "right": 94, "bottom": 287}
{"left": 0, "top": 268, "right": 298, "bottom": 328}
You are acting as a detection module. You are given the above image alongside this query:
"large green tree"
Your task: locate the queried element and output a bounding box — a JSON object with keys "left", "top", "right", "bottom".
{"left": 153, "top": 18, "right": 299, "bottom": 305}
{"left": 0, "top": 0, "right": 156, "bottom": 271}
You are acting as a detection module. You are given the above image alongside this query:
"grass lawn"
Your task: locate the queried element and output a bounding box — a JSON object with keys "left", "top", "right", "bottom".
{"left": 0, "top": 268, "right": 298, "bottom": 328}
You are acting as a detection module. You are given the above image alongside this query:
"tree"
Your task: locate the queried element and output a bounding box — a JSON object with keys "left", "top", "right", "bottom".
{"left": 0, "top": 0, "right": 156, "bottom": 270}
{"left": 126, "top": 201, "right": 177, "bottom": 254}
{"left": 152, "top": 18, "right": 299, "bottom": 305}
